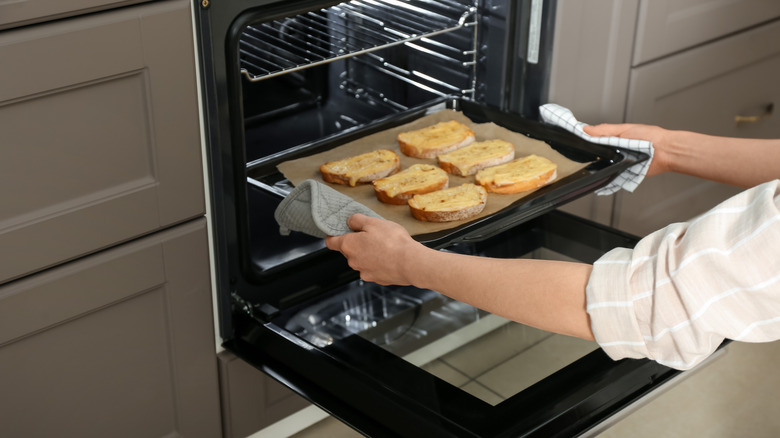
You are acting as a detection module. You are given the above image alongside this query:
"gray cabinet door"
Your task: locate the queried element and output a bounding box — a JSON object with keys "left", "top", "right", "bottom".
{"left": 0, "top": 218, "right": 221, "bottom": 438}
{"left": 0, "top": 0, "right": 204, "bottom": 283}
{"left": 0, "top": 0, "right": 150, "bottom": 30}
{"left": 634, "top": 0, "right": 780, "bottom": 65}
{"left": 218, "top": 351, "right": 311, "bottom": 438}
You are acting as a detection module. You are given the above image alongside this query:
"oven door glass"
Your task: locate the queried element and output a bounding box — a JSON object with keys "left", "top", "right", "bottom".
{"left": 225, "top": 211, "right": 682, "bottom": 438}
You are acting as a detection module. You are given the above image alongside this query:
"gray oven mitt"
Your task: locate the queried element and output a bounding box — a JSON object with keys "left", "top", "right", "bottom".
{"left": 540, "top": 103, "right": 654, "bottom": 195}
{"left": 274, "top": 179, "right": 383, "bottom": 238}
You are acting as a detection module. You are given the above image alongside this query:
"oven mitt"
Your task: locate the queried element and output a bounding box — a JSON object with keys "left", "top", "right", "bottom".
{"left": 539, "top": 103, "right": 654, "bottom": 195}
{"left": 274, "top": 179, "right": 383, "bottom": 238}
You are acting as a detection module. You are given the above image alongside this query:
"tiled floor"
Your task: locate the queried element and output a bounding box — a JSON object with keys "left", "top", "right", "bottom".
{"left": 291, "top": 337, "right": 780, "bottom": 437}
{"left": 597, "top": 340, "right": 780, "bottom": 437}
{"left": 421, "top": 322, "right": 597, "bottom": 404}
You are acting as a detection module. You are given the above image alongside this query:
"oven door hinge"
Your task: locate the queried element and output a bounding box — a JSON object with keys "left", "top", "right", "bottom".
{"left": 231, "top": 292, "right": 279, "bottom": 323}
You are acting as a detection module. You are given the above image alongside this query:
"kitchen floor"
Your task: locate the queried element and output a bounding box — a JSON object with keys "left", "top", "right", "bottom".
{"left": 289, "top": 338, "right": 780, "bottom": 437}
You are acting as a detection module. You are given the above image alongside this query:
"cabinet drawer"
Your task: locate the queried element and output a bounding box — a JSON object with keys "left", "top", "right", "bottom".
{"left": 634, "top": 0, "right": 780, "bottom": 65}
{"left": 0, "top": 0, "right": 151, "bottom": 30}
{"left": 627, "top": 19, "right": 780, "bottom": 138}
{"left": 0, "top": 218, "right": 221, "bottom": 438}
{"left": 217, "top": 351, "right": 310, "bottom": 438}
{"left": 0, "top": 0, "right": 204, "bottom": 283}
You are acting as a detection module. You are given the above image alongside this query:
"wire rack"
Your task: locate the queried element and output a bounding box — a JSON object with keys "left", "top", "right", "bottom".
{"left": 239, "top": 0, "right": 477, "bottom": 82}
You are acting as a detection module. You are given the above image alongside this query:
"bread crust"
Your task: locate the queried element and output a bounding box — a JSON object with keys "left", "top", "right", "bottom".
{"left": 408, "top": 184, "right": 487, "bottom": 222}
{"left": 437, "top": 139, "right": 515, "bottom": 176}
{"left": 478, "top": 168, "right": 557, "bottom": 194}
{"left": 475, "top": 155, "right": 558, "bottom": 194}
{"left": 320, "top": 149, "right": 401, "bottom": 187}
{"left": 397, "top": 121, "right": 476, "bottom": 158}
{"left": 372, "top": 164, "right": 449, "bottom": 205}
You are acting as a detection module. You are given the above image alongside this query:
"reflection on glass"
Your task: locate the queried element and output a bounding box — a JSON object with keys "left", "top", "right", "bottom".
{"left": 285, "top": 247, "right": 599, "bottom": 406}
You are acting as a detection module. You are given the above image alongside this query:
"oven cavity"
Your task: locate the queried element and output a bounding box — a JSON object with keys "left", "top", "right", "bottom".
{"left": 239, "top": 0, "right": 480, "bottom": 164}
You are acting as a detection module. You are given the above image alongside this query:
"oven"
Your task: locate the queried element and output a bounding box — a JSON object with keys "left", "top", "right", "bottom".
{"left": 192, "top": 0, "right": 681, "bottom": 436}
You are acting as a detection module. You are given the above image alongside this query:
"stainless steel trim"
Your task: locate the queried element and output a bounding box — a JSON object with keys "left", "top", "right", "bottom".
{"left": 527, "top": 0, "right": 543, "bottom": 64}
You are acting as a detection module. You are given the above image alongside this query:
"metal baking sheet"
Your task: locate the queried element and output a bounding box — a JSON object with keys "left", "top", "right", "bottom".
{"left": 253, "top": 99, "right": 648, "bottom": 246}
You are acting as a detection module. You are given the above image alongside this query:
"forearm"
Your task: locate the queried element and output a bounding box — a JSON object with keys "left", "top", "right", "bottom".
{"left": 403, "top": 246, "right": 595, "bottom": 340}
{"left": 659, "top": 130, "right": 780, "bottom": 187}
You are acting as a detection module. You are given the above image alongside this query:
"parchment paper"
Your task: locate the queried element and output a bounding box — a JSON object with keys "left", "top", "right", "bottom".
{"left": 277, "top": 110, "right": 591, "bottom": 237}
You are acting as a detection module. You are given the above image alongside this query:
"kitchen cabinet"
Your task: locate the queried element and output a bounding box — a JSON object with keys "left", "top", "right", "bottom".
{"left": 0, "top": 0, "right": 152, "bottom": 30}
{"left": 0, "top": 0, "right": 204, "bottom": 284}
{"left": 0, "top": 219, "right": 220, "bottom": 438}
{"left": 551, "top": 0, "right": 780, "bottom": 235}
{"left": 618, "top": 18, "right": 780, "bottom": 236}
{"left": 633, "top": 0, "right": 780, "bottom": 65}
{"left": 217, "top": 351, "right": 310, "bottom": 438}
{"left": 0, "top": 1, "right": 222, "bottom": 436}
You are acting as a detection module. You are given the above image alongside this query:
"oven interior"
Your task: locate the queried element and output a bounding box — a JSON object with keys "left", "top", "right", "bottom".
{"left": 239, "top": 0, "right": 511, "bottom": 164}
{"left": 219, "top": 0, "right": 646, "bottom": 329}
{"left": 227, "top": 0, "right": 547, "bottom": 307}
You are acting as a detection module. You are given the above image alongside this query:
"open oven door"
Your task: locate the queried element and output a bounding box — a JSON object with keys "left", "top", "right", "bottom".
{"left": 224, "top": 210, "right": 685, "bottom": 438}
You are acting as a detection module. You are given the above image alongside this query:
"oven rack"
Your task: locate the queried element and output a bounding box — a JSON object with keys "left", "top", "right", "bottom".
{"left": 239, "top": 0, "right": 477, "bottom": 82}
{"left": 352, "top": 49, "right": 475, "bottom": 96}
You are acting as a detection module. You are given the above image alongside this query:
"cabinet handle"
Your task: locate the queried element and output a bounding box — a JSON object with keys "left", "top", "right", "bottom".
{"left": 735, "top": 103, "right": 774, "bottom": 124}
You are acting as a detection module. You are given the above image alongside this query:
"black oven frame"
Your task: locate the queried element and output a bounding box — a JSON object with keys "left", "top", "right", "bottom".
{"left": 192, "top": 1, "right": 685, "bottom": 437}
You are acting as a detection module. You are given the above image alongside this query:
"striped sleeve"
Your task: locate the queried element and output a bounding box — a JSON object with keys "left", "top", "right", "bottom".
{"left": 586, "top": 180, "right": 780, "bottom": 370}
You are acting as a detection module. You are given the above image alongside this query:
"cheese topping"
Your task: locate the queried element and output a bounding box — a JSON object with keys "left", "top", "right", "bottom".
{"left": 323, "top": 149, "right": 399, "bottom": 186}
{"left": 438, "top": 139, "right": 515, "bottom": 174}
{"left": 398, "top": 121, "right": 474, "bottom": 155}
{"left": 410, "top": 184, "right": 486, "bottom": 212}
{"left": 476, "top": 155, "right": 557, "bottom": 186}
{"left": 373, "top": 164, "right": 448, "bottom": 197}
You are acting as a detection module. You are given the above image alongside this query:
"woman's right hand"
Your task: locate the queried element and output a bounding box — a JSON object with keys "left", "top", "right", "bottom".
{"left": 325, "top": 214, "right": 425, "bottom": 286}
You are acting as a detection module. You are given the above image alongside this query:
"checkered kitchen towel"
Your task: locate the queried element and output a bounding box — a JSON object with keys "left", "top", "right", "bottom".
{"left": 275, "top": 179, "right": 383, "bottom": 238}
{"left": 539, "top": 103, "right": 654, "bottom": 195}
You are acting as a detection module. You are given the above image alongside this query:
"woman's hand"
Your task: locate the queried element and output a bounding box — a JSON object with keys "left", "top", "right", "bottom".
{"left": 325, "top": 214, "right": 427, "bottom": 286}
{"left": 585, "top": 123, "right": 780, "bottom": 187}
{"left": 584, "top": 123, "right": 673, "bottom": 177}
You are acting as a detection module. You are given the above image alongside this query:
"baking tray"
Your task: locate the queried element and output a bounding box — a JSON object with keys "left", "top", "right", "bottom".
{"left": 247, "top": 98, "right": 648, "bottom": 248}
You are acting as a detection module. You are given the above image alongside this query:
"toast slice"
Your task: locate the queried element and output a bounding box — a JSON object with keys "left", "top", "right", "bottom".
{"left": 397, "top": 120, "right": 476, "bottom": 158}
{"left": 437, "top": 139, "right": 515, "bottom": 176}
{"left": 475, "top": 154, "right": 557, "bottom": 194}
{"left": 408, "top": 183, "right": 487, "bottom": 222}
{"left": 373, "top": 164, "right": 450, "bottom": 205}
{"left": 320, "top": 149, "right": 401, "bottom": 187}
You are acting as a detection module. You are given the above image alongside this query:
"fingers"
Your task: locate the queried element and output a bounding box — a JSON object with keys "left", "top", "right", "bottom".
{"left": 325, "top": 213, "right": 375, "bottom": 252}
{"left": 583, "top": 123, "right": 632, "bottom": 138}
{"left": 324, "top": 234, "right": 342, "bottom": 251}
{"left": 345, "top": 213, "right": 370, "bottom": 232}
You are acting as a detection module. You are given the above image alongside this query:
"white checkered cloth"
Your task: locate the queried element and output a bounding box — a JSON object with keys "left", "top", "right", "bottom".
{"left": 539, "top": 103, "right": 654, "bottom": 195}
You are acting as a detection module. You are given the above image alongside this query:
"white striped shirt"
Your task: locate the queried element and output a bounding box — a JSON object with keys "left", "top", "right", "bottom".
{"left": 586, "top": 180, "right": 780, "bottom": 370}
